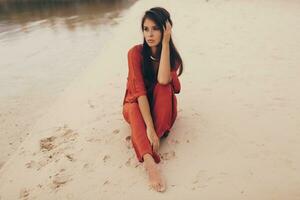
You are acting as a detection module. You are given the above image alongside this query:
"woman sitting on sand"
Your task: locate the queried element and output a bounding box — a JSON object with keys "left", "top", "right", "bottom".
{"left": 122, "top": 7, "right": 183, "bottom": 192}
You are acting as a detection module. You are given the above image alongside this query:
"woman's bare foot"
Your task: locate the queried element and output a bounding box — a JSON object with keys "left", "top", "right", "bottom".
{"left": 143, "top": 154, "right": 166, "bottom": 192}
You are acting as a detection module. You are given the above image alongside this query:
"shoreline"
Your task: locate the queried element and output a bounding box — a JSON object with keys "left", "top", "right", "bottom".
{"left": 0, "top": 0, "right": 136, "bottom": 170}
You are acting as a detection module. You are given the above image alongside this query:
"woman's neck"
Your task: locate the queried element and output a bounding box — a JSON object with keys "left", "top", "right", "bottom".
{"left": 150, "top": 46, "right": 159, "bottom": 58}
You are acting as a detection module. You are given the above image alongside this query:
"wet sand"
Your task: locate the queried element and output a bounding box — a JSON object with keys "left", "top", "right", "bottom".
{"left": 0, "top": 0, "right": 300, "bottom": 199}
{"left": 0, "top": 0, "right": 136, "bottom": 169}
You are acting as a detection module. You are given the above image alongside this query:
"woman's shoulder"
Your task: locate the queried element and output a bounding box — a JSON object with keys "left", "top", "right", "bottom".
{"left": 128, "top": 44, "right": 143, "bottom": 58}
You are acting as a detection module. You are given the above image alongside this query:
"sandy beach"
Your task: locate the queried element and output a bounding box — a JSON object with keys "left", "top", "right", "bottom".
{"left": 1, "top": 0, "right": 300, "bottom": 199}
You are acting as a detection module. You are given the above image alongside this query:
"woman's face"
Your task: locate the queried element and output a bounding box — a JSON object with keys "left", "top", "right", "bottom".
{"left": 143, "top": 18, "right": 162, "bottom": 47}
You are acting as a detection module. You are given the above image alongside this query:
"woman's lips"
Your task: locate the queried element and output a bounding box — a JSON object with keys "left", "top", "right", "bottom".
{"left": 148, "top": 40, "right": 154, "bottom": 43}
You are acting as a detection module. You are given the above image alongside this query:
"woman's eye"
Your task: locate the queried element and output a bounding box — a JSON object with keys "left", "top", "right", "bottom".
{"left": 153, "top": 26, "right": 159, "bottom": 30}
{"left": 143, "top": 27, "right": 148, "bottom": 31}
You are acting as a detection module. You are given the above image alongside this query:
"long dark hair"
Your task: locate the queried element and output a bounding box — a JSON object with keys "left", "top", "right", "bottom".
{"left": 141, "top": 7, "right": 183, "bottom": 85}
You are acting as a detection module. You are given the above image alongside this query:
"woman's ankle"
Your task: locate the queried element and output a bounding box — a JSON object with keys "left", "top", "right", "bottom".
{"left": 143, "top": 153, "right": 156, "bottom": 169}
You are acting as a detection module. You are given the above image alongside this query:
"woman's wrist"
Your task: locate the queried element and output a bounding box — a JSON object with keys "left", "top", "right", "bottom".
{"left": 162, "top": 40, "right": 169, "bottom": 47}
{"left": 146, "top": 124, "right": 155, "bottom": 131}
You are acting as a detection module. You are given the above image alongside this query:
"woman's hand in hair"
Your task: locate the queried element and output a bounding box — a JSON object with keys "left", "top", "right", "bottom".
{"left": 162, "top": 20, "right": 172, "bottom": 45}
{"left": 146, "top": 127, "right": 160, "bottom": 153}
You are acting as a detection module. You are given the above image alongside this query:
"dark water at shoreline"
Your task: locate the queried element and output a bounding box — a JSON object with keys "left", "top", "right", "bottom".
{"left": 0, "top": 0, "right": 136, "bottom": 39}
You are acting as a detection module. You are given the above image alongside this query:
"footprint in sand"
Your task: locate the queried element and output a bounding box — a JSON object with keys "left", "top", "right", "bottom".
{"left": 112, "top": 129, "right": 120, "bottom": 134}
{"left": 39, "top": 126, "right": 77, "bottom": 152}
{"left": 50, "top": 171, "right": 72, "bottom": 190}
{"left": 160, "top": 151, "right": 176, "bottom": 161}
{"left": 19, "top": 188, "right": 30, "bottom": 199}
{"left": 125, "top": 157, "right": 140, "bottom": 168}
{"left": 125, "top": 135, "right": 131, "bottom": 141}
{"left": 61, "top": 128, "right": 78, "bottom": 141}
{"left": 65, "top": 154, "right": 76, "bottom": 162}
{"left": 25, "top": 160, "right": 38, "bottom": 169}
{"left": 125, "top": 135, "right": 132, "bottom": 149}
{"left": 103, "top": 155, "right": 111, "bottom": 163}
{"left": 101, "top": 179, "right": 111, "bottom": 193}
{"left": 40, "top": 136, "right": 56, "bottom": 151}
{"left": 34, "top": 125, "right": 78, "bottom": 170}
{"left": 51, "top": 176, "right": 70, "bottom": 189}
{"left": 103, "top": 180, "right": 110, "bottom": 185}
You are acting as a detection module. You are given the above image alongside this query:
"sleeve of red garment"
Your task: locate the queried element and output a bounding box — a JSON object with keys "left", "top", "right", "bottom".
{"left": 171, "top": 61, "right": 181, "bottom": 94}
{"left": 127, "top": 47, "right": 147, "bottom": 100}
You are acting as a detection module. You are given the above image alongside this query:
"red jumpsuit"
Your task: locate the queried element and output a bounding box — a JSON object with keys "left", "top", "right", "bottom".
{"left": 122, "top": 44, "right": 181, "bottom": 164}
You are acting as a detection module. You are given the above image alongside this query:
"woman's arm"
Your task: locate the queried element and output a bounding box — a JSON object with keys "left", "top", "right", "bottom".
{"left": 157, "top": 43, "right": 171, "bottom": 84}
{"left": 137, "top": 95, "right": 159, "bottom": 152}
{"left": 137, "top": 95, "right": 154, "bottom": 129}
{"left": 157, "top": 21, "right": 172, "bottom": 84}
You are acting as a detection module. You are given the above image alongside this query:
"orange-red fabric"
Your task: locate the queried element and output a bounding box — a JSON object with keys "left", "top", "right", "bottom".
{"left": 123, "top": 44, "right": 181, "bottom": 105}
{"left": 122, "top": 44, "right": 181, "bottom": 163}
{"left": 123, "top": 84, "right": 178, "bottom": 163}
